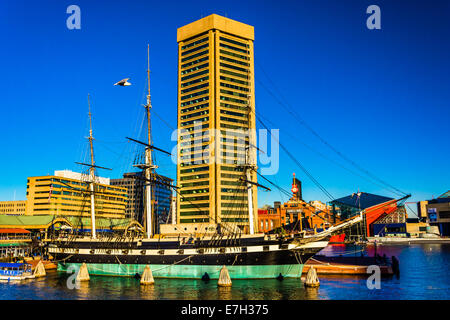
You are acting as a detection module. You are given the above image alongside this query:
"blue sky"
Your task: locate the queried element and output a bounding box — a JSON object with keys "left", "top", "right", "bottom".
{"left": 0, "top": 0, "right": 449, "bottom": 216}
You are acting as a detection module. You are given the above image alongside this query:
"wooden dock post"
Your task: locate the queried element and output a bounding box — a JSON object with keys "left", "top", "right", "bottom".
{"left": 304, "top": 266, "right": 320, "bottom": 288}
{"left": 33, "top": 260, "right": 46, "bottom": 278}
{"left": 140, "top": 265, "right": 155, "bottom": 285}
{"left": 76, "top": 263, "right": 90, "bottom": 282}
{"left": 218, "top": 266, "right": 232, "bottom": 287}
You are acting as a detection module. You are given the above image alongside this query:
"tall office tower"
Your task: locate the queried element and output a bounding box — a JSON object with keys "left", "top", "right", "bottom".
{"left": 176, "top": 14, "right": 258, "bottom": 233}
{"left": 111, "top": 172, "right": 173, "bottom": 231}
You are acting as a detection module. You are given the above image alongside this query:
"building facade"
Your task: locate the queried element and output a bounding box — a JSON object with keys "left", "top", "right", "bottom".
{"left": 25, "top": 170, "right": 127, "bottom": 219}
{"left": 0, "top": 200, "right": 27, "bottom": 215}
{"left": 423, "top": 190, "right": 450, "bottom": 236}
{"left": 111, "top": 171, "right": 173, "bottom": 233}
{"left": 176, "top": 14, "right": 258, "bottom": 232}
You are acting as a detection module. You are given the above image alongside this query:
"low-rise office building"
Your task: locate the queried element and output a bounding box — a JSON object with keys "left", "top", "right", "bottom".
{"left": 25, "top": 170, "right": 127, "bottom": 219}
{"left": 0, "top": 201, "right": 27, "bottom": 215}
{"left": 423, "top": 190, "right": 450, "bottom": 236}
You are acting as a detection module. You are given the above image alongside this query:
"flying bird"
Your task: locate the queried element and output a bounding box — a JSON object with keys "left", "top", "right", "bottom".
{"left": 114, "top": 78, "right": 131, "bottom": 86}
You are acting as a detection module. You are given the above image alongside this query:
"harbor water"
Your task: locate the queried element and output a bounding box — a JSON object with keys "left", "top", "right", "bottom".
{"left": 1, "top": 244, "right": 449, "bottom": 300}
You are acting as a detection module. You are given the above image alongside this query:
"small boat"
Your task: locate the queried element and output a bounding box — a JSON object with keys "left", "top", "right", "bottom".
{"left": 302, "top": 254, "right": 394, "bottom": 276}
{"left": 329, "top": 233, "right": 346, "bottom": 244}
{"left": 0, "top": 262, "right": 36, "bottom": 282}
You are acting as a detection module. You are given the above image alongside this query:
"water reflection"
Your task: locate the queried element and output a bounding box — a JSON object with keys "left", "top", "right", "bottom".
{"left": 217, "top": 286, "right": 232, "bottom": 300}
{"left": 1, "top": 244, "right": 449, "bottom": 300}
{"left": 139, "top": 284, "right": 156, "bottom": 300}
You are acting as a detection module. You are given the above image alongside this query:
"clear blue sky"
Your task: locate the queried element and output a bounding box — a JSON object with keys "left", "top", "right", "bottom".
{"left": 0, "top": 0, "right": 449, "bottom": 216}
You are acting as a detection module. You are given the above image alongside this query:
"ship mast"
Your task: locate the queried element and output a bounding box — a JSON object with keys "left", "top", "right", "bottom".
{"left": 245, "top": 146, "right": 255, "bottom": 235}
{"left": 87, "top": 94, "right": 97, "bottom": 239}
{"left": 144, "top": 44, "right": 157, "bottom": 239}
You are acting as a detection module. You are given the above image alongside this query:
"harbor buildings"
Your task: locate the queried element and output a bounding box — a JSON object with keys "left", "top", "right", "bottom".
{"left": 25, "top": 170, "right": 127, "bottom": 219}
{"left": 257, "top": 175, "right": 338, "bottom": 233}
{"left": 0, "top": 201, "right": 26, "bottom": 215}
{"left": 417, "top": 190, "right": 450, "bottom": 236}
{"left": 175, "top": 14, "right": 258, "bottom": 233}
{"left": 330, "top": 192, "right": 406, "bottom": 238}
{"left": 111, "top": 171, "right": 173, "bottom": 233}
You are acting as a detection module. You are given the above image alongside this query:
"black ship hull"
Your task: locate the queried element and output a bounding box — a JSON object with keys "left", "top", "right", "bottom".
{"left": 49, "top": 236, "right": 328, "bottom": 279}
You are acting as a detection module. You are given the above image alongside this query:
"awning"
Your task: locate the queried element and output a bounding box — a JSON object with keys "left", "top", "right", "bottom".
{"left": 0, "top": 228, "right": 31, "bottom": 234}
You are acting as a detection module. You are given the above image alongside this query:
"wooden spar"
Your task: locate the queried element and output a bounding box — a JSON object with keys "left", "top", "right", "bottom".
{"left": 125, "top": 137, "right": 171, "bottom": 155}
{"left": 87, "top": 94, "right": 97, "bottom": 240}
{"left": 144, "top": 44, "right": 154, "bottom": 239}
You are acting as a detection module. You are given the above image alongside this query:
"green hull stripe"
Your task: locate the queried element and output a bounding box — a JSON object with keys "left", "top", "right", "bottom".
{"left": 58, "top": 263, "right": 304, "bottom": 279}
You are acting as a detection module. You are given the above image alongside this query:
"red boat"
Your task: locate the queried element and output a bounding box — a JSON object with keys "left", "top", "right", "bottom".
{"left": 329, "top": 233, "right": 345, "bottom": 244}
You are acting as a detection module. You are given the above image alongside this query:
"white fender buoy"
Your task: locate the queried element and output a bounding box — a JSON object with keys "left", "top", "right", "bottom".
{"left": 304, "top": 266, "right": 320, "bottom": 288}
{"left": 218, "top": 265, "right": 232, "bottom": 287}
{"left": 76, "top": 263, "right": 90, "bottom": 282}
{"left": 33, "top": 260, "right": 46, "bottom": 278}
{"left": 140, "top": 265, "right": 155, "bottom": 285}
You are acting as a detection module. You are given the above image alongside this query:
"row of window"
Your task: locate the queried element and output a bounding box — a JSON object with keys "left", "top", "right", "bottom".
{"left": 181, "top": 43, "right": 209, "bottom": 57}
{"left": 181, "top": 76, "right": 209, "bottom": 88}
{"left": 180, "top": 102, "right": 209, "bottom": 115}
{"left": 220, "top": 82, "right": 249, "bottom": 93}
{"left": 222, "top": 187, "right": 246, "bottom": 193}
{"left": 180, "top": 144, "right": 209, "bottom": 155}
{"left": 181, "top": 90, "right": 209, "bottom": 103}
{"left": 220, "top": 109, "right": 247, "bottom": 118}
{"left": 181, "top": 36, "right": 208, "bottom": 50}
{"left": 179, "top": 159, "right": 209, "bottom": 166}
{"left": 181, "top": 117, "right": 209, "bottom": 127}
{"left": 220, "top": 62, "right": 248, "bottom": 73}
{"left": 220, "top": 102, "right": 249, "bottom": 112}
{"left": 179, "top": 137, "right": 210, "bottom": 147}
{"left": 180, "top": 63, "right": 209, "bottom": 76}
{"left": 220, "top": 116, "right": 249, "bottom": 125}
{"left": 220, "top": 49, "right": 249, "bottom": 61}
{"left": 180, "top": 173, "right": 209, "bottom": 181}
{"left": 220, "top": 75, "right": 249, "bottom": 86}
{"left": 219, "top": 43, "right": 249, "bottom": 55}
{"left": 180, "top": 152, "right": 209, "bottom": 162}
{"left": 181, "top": 55, "right": 209, "bottom": 70}
{"left": 0, "top": 203, "right": 25, "bottom": 207}
{"left": 180, "top": 166, "right": 209, "bottom": 174}
{"left": 180, "top": 180, "right": 210, "bottom": 188}
{"left": 179, "top": 211, "right": 209, "bottom": 216}
{"left": 220, "top": 95, "right": 247, "bottom": 105}
{"left": 180, "top": 195, "right": 210, "bottom": 202}
{"left": 181, "top": 96, "right": 209, "bottom": 107}
{"left": 179, "top": 188, "right": 209, "bottom": 195}
{"left": 181, "top": 49, "right": 209, "bottom": 63}
{"left": 220, "top": 68, "right": 248, "bottom": 80}
{"left": 181, "top": 82, "right": 209, "bottom": 95}
{"left": 220, "top": 89, "right": 248, "bottom": 99}
{"left": 219, "top": 36, "right": 249, "bottom": 49}
{"left": 221, "top": 165, "right": 243, "bottom": 171}
{"left": 181, "top": 69, "right": 209, "bottom": 82}
{"left": 220, "top": 55, "right": 250, "bottom": 67}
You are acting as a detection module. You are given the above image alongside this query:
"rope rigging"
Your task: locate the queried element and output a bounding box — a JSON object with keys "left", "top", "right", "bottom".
{"left": 255, "top": 61, "right": 407, "bottom": 198}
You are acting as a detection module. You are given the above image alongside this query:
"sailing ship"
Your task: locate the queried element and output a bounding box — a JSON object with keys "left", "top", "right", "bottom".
{"left": 47, "top": 46, "right": 339, "bottom": 279}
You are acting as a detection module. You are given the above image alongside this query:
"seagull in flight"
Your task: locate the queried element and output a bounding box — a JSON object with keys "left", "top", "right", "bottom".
{"left": 114, "top": 78, "right": 131, "bottom": 86}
